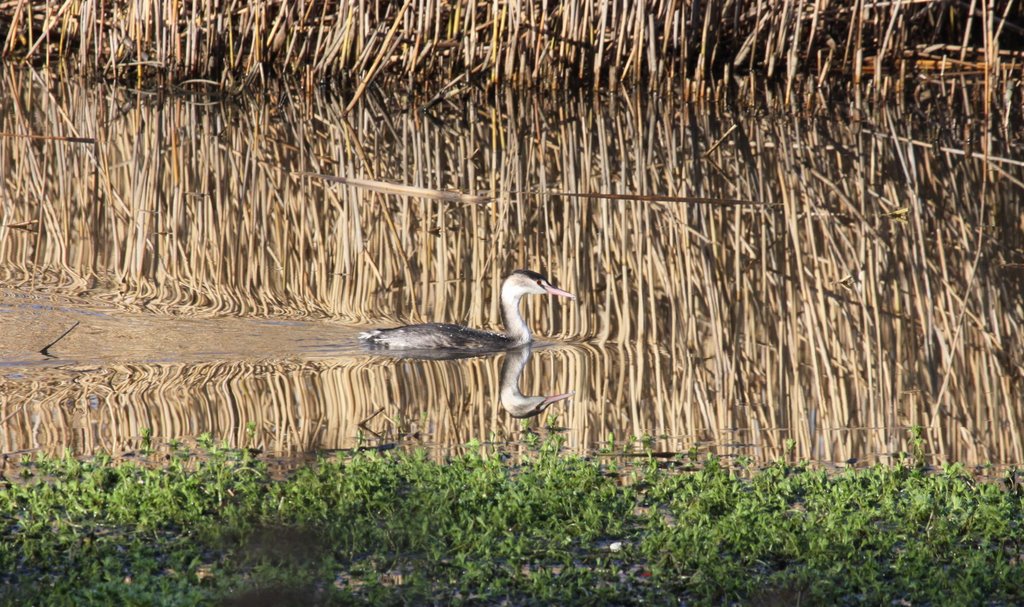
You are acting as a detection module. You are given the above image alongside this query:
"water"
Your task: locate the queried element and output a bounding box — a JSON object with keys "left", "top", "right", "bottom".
{"left": 2, "top": 69, "right": 1022, "bottom": 466}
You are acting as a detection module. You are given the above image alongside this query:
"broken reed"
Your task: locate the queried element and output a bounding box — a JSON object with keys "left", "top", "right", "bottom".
{"left": 1, "top": 69, "right": 1022, "bottom": 464}
{"left": 1, "top": 0, "right": 1021, "bottom": 99}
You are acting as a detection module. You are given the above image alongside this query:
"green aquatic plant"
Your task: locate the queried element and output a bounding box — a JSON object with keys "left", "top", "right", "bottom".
{"left": 1, "top": 439, "right": 1022, "bottom": 605}
{"left": 140, "top": 427, "right": 153, "bottom": 455}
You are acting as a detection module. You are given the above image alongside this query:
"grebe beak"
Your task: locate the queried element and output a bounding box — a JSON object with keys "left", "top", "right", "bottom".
{"left": 542, "top": 391, "right": 575, "bottom": 405}
{"left": 543, "top": 283, "right": 576, "bottom": 300}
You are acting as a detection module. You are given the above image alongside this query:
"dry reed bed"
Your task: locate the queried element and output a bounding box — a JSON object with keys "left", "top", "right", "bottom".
{"left": 1, "top": 68, "right": 1022, "bottom": 464}
{"left": 0, "top": 0, "right": 1020, "bottom": 98}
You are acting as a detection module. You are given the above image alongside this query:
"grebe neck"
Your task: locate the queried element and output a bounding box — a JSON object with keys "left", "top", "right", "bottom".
{"left": 501, "top": 290, "right": 531, "bottom": 345}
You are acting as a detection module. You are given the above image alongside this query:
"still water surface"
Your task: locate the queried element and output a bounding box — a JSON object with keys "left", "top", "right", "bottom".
{"left": 1, "top": 69, "right": 1022, "bottom": 466}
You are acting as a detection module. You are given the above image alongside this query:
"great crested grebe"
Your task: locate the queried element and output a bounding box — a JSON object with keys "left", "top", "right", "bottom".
{"left": 359, "top": 270, "right": 575, "bottom": 352}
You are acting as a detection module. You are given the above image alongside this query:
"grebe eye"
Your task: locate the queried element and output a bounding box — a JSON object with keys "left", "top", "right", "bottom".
{"left": 536, "top": 280, "right": 543, "bottom": 286}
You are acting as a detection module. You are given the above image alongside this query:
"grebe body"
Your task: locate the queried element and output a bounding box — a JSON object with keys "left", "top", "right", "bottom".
{"left": 360, "top": 270, "right": 574, "bottom": 352}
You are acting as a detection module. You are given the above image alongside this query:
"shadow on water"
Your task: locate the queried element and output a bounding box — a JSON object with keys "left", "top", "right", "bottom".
{"left": 1, "top": 66, "right": 1022, "bottom": 466}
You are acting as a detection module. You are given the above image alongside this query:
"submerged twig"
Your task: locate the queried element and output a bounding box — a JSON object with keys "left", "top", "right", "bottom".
{"left": 0, "top": 405, "right": 25, "bottom": 426}
{"left": 39, "top": 321, "right": 80, "bottom": 358}
{"left": 357, "top": 407, "right": 386, "bottom": 439}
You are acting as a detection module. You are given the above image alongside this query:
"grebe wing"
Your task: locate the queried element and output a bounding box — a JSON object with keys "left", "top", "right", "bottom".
{"left": 360, "top": 323, "right": 511, "bottom": 351}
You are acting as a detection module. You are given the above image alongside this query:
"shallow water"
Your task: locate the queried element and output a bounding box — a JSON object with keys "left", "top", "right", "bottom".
{"left": 0, "top": 291, "right": 364, "bottom": 367}
{"left": 1, "top": 69, "right": 1022, "bottom": 466}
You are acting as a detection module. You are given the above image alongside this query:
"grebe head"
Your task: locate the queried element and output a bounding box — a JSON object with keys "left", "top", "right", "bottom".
{"left": 504, "top": 270, "right": 576, "bottom": 300}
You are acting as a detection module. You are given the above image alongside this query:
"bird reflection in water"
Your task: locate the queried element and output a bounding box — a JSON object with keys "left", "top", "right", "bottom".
{"left": 362, "top": 343, "right": 573, "bottom": 419}
{"left": 499, "top": 344, "right": 573, "bottom": 418}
